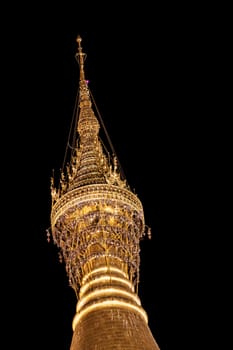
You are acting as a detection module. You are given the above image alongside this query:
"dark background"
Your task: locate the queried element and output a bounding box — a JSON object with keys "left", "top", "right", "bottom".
{"left": 2, "top": 3, "right": 224, "bottom": 350}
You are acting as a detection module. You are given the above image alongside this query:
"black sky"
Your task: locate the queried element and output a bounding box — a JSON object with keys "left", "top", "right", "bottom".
{"left": 2, "top": 3, "right": 219, "bottom": 350}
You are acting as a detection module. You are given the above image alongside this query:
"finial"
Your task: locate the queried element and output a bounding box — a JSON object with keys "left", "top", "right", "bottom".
{"left": 75, "top": 35, "right": 86, "bottom": 81}
{"left": 76, "top": 35, "right": 82, "bottom": 51}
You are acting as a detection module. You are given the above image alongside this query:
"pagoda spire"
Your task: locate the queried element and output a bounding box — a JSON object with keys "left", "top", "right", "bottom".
{"left": 49, "top": 36, "right": 160, "bottom": 349}
{"left": 75, "top": 35, "right": 91, "bottom": 108}
{"left": 52, "top": 35, "right": 126, "bottom": 194}
{"left": 76, "top": 35, "right": 86, "bottom": 81}
{"left": 50, "top": 36, "right": 140, "bottom": 296}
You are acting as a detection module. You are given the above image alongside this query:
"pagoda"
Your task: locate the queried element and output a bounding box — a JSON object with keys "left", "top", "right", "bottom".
{"left": 49, "top": 35, "right": 160, "bottom": 350}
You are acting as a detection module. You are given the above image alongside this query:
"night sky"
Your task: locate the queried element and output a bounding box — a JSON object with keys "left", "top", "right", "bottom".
{"left": 3, "top": 3, "right": 216, "bottom": 350}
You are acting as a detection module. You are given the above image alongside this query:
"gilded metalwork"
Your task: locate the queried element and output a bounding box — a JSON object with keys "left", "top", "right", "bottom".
{"left": 50, "top": 35, "right": 151, "bottom": 303}
{"left": 49, "top": 37, "right": 161, "bottom": 350}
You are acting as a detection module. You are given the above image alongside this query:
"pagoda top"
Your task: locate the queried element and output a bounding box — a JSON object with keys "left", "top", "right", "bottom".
{"left": 76, "top": 35, "right": 86, "bottom": 82}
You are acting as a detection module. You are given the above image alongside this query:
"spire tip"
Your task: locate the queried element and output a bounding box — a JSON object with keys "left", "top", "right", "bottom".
{"left": 76, "top": 35, "right": 82, "bottom": 46}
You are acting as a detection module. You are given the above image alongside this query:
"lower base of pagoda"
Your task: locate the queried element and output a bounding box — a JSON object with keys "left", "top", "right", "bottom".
{"left": 70, "top": 307, "right": 160, "bottom": 350}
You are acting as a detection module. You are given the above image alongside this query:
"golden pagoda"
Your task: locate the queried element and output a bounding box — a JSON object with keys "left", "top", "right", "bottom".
{"left": 49, "top": 35, "right": 160, "bottom": 350}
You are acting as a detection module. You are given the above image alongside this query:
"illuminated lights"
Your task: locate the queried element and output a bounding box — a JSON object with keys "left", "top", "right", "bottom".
{"left": 81, "top": 266, "right": 128, "bottom": 284}
{"left": 76, "top": 287, "right": 141, "bottom": 312}
{"left": 79, "top": 275, "right": 134, "bottom": 297}
{"left": 72, "top": 300, "right": 148, "bottom": 331}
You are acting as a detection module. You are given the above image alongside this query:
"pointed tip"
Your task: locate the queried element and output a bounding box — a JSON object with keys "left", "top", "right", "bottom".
{"left": 75, "top": 35, "right": 86, "bottom": 81}
{"left": 76, "top": 35, "right": 83, "bottom": 55}
{"left": 76, "top": 35, "right": 82, "bottom": 46}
